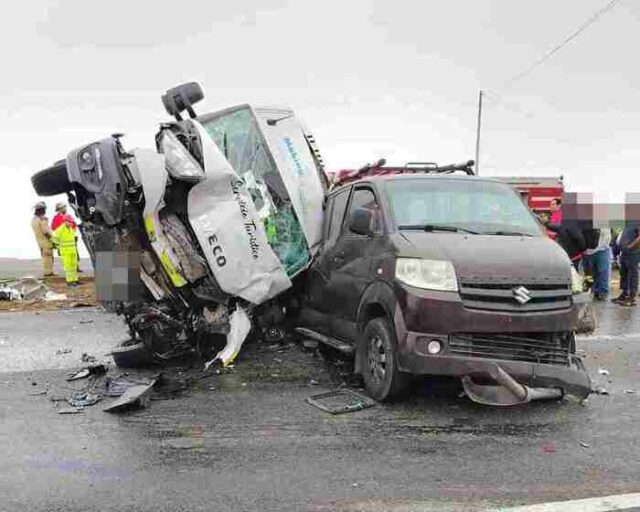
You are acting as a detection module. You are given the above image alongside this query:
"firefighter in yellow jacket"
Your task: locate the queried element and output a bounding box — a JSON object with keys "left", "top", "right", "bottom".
{"left": 51, "top": 216, "right": 79, "bottom": 287}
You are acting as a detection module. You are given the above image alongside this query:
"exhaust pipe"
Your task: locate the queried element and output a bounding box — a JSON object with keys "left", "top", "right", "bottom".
{"left": 462, "top": 363, "right": 563, "bottom": 406}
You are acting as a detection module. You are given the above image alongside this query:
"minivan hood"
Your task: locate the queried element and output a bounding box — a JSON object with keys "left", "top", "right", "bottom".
{"left": 395, "top": 232, "right": 571, "bottom": 284}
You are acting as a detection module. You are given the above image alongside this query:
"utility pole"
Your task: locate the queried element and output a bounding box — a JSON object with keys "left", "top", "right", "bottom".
{"left": 475, "top": 90, "right": 483, "bottom": 175}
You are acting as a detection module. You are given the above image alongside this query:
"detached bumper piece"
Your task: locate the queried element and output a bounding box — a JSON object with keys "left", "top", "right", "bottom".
{"left": 462, "top": 363, "right": 583, "bottom": 406}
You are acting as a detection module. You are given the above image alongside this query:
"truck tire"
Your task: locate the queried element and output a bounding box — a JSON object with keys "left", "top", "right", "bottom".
{"left": 31, "top": 161, "right": 71, "bottom": 196}
{"left": 111, "top": 342, "right": 153, "bottom": 368}
{"left": 359, "top": 317, "right": 408, "bottom": 402}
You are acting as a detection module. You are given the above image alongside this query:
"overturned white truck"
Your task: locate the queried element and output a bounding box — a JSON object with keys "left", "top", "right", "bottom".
{"left": 32, "top": 82, "right": 329, "bottom": 367}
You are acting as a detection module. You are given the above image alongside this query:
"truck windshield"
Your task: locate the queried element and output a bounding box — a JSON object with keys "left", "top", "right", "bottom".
{"left": 385, "top": 178, "right": 542, "bottom": 236}
{"left": 199, "top": 107, "right": 309, "bottom": 276}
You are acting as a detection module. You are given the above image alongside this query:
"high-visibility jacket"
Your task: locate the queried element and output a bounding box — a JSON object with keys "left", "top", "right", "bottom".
{"left": 51, "top": 223, "right": 79, "bottom": 283}
{"left": 51, "top": 223, "right": 77, "bottom": 251}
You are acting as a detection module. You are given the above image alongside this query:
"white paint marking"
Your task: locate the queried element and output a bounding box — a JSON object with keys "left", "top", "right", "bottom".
{"left": 494, "top": 492, "right": 640, "bottom": 512}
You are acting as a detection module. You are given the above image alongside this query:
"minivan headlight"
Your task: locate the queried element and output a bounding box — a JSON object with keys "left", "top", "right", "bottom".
{"left": 571, "top": 266, "right": 584, "bottom": 294}
{"left": 395, "top": 258, "right": 458, "bottom": 292}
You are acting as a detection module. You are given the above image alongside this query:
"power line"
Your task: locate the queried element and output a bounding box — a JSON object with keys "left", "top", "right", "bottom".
{"left": 502, "top": 0, "right": 623, "bottom": 89}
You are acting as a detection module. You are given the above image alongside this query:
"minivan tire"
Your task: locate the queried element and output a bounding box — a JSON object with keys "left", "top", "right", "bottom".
{"left": 359, "top": 317, "right": 408, "bottom": 402}
{"left": 31, "top": 161, "right": 71, "bottom": 196}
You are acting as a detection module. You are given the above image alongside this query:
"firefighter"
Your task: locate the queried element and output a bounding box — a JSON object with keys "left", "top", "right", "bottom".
{"left": 51, "top": 216, "right": 79, "bottom": 287}
{"left": 31, "top": 202, "right": 56, "bottom": 277}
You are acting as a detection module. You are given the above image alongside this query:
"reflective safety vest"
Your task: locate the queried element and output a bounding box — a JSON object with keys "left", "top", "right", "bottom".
{"left": 51, "top": 223, "right": 77, "bottom": 251}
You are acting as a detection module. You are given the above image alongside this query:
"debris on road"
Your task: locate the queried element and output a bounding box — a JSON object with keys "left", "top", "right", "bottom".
{"left": 542, "top": 442, "right": 557, "bottom": 454}
{"left": 66, "top": 364, "right": 107, "bottom": 382}
{"left": 68, "top": 391, "right": 102, "bottom": 408}
{"left": 306, "top": 389, "right": 376, "bottom": 415}
{"left": 598, "top": 368, "right": 610, "bottom": 376}
{"left": 624, "top": 389, "right": 637, "bottom": 394}
{"left": 205, "top": 305, "right": 251, "bottom": 370}
{"left": 58, "top": 407, "right": 84, "bottom": 415}
{"left": 56, "top": 348, "right": 72, "bottom": 355}
{"left": 579, "top": 441, "right": 591, "bottom": 448}
{"left": 103, "top": 379, "right": 156, "bottom": 413}
{"left": 594, "top": 387, "right": 610, "bottom": 396}
{"left": 79, "top": 319, "right": 94, "bottom": 325}
{"left": 81, "top": 353, "right": 97, "bottom": 364}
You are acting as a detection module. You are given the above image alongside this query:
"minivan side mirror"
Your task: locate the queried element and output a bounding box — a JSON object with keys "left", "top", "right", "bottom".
{"left": 348, "top": 208, "right": 374, "bottom": 236}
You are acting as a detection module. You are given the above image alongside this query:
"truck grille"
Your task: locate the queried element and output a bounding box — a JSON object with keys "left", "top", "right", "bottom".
{"left": 448, "top": 333, "right": 571, "bottom": 366}
{"left": 458, "top": 281, "right": 571, "bottom": 312}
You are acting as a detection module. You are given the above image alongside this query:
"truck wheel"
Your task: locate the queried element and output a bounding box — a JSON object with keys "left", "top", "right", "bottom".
{"left": 359, "top": 317, "right": 407, "bottom": 402}
{"left": 111, "top": 342, "right": 153, "bottom": 368}
{"left": 31, "top": 161, "right": 71, "bottom": 196}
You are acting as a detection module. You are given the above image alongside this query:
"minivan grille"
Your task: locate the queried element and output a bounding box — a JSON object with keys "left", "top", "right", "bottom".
{"left": 458, "top": 281, "right": 571, "bottom": 312}
{"left": 449, "top": 333, "right": 571, "bottom": 366}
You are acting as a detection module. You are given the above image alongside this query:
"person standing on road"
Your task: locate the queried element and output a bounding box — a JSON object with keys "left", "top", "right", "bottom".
{"left": 51, "top": 202, "right": 83, "bottom": 273}
{"left": 545, "top": 218, "right": 586, "bottom": 270}
{"left": 51, "top": 216, "right": 79, "bottom": 287}
{"left": 583, "top": 227, "right": 612, "bottom": 301}
{"left": 30, "top": 202, "right": 56, "bottom": 277}
{"left": 613, "top": 222, "right": 640, "bottom": 306}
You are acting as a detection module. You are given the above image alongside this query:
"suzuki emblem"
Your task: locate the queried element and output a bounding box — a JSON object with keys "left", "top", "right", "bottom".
{"left": 513, "top": 286, "right": 532, "bottom": 305}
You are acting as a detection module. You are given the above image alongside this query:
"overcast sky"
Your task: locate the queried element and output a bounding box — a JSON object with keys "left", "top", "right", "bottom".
{"left": 1, "top": 0, "right": 638, "bottom": 258}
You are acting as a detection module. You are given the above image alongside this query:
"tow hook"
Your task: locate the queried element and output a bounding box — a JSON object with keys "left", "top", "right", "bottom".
{"left": 461, "top": 363, "right": 563, "bottom": 406}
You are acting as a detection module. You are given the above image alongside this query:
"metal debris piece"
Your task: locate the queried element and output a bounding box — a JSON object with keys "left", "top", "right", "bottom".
{"left": 306, "top": 389, "right": 376, "bottom": 415}
{"left": 66, "top": 364, "right": 107, "bottom": 382}
{"left": 58, "top": 407, "right": 84, "bottom": 415}
{"left": 579, "top": 441, "right": 591, "bottom": 448}
{"left": 103, "top": 380, "right": 156, "bottom": 413}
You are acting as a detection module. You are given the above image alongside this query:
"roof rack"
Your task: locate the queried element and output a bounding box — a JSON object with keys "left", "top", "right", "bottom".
{"left": 332, "top": 158, "right": 475, "bottom": 186}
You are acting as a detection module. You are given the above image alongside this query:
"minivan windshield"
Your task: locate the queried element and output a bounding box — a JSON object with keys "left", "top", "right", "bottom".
{"left": 385, "top": 178, "right": 542, "bottom": 236}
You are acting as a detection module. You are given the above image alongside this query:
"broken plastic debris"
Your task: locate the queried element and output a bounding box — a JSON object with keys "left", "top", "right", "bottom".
{"left": 103, "top": 380, "right": 156, "bottom": 412}
{"left": 204, "top": 305, "right": 251, "bottom": 370}
{"left": 68, "top": 392, "right": 102, "bottom": 408}
{"left": 44, "top": 291, "right": 67, "bottom": 301}
{"left": 598, "top": 368, "right": 610, "bottom": 376}
{"left": 66, "top": 364, "right": 107, "bottom": 382}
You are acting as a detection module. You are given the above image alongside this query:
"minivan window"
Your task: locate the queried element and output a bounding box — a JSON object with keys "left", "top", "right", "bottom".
{"left": 347, "top": 188, "right": 379, "bottom": 234}
{"left": 385, "top": 179, "right": 542, "bottom": 236}
{"left": 326, "top": 189, "right": 350, "bottom": 247}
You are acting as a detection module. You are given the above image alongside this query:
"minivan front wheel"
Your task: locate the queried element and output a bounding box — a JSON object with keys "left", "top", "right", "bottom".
{"left": 360, "top": 317, "right": 407, "bottom": 401}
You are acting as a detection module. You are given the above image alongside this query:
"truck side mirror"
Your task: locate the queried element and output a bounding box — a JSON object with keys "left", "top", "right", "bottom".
{"left": 348, "top": 208, "right": 374, "bottom": 236}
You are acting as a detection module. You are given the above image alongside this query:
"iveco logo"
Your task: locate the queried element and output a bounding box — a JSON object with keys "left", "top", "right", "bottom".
{"left": 513, "top": 286, "right": 532, "bottom": 305}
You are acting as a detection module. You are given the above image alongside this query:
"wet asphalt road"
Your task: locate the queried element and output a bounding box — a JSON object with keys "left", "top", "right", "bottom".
{"left": 2, "top": 303, "right": 640, "bottom": 511}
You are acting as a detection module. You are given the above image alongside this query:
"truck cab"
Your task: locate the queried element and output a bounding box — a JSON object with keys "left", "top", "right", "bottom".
{"left": 298, "top": 168, "right": 592, "bottom": 403}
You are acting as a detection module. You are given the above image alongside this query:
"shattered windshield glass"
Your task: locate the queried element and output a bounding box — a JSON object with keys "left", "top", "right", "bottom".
{"left": 200, "top": 107, "right": 309, "bottom": 276}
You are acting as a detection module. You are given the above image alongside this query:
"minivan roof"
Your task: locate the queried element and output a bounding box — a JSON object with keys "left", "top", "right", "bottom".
{"left": 328, "top": 174, "right": 506, "bottom": 195}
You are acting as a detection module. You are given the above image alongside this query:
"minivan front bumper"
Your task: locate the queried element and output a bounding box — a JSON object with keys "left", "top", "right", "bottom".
{"left": 392, "top": 285, "right": 592, "bottom": 399}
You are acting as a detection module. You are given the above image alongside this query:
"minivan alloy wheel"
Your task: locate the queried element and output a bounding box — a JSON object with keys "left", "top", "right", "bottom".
{"left": 368, "top": 334, "right": 387, "bottom": 383}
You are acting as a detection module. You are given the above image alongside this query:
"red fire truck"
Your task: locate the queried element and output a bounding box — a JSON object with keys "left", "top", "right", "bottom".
{"left": 492, "top": 176, "right": 564, "bottom": 216}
